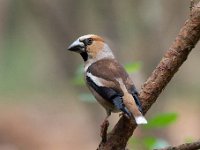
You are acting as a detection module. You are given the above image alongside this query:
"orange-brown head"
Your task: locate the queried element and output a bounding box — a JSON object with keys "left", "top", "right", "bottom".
{"left": 68, "top": 34, "right": 114, "bottom": 62}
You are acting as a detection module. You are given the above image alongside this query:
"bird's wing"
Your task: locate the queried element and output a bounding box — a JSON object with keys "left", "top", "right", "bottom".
{"left": 86, "top": 58, "right": 128, "bottom": 95}
{"left": 86, "top": 74, "right": 131, "bottom": 116}
{"left": 86, "top": 58, "right": 143, "bottom": 115}
{"left": 129, "top": 86, "right": 143, "bottom": 113}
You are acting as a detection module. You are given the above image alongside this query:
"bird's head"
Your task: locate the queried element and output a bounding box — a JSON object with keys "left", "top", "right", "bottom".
{"left": 68, "top": 34, "right": 114, "bottom": 61}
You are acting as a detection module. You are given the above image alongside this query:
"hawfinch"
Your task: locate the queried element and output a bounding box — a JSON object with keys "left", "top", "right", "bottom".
{"left": 68, "top": 34, "right": 147, "bottom": 124}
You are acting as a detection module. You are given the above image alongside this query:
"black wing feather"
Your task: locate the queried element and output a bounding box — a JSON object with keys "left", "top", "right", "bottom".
{"left": 130, "top": 86, "right": 143, "bottom": 113}
{"left": 86, "top": 76, "right": 131, "bottom": 116}
{"left": 86, "top": 76, "right": 119, "bottom": 101}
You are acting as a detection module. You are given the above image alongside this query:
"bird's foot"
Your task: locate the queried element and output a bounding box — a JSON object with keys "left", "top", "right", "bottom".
{"left": 100, "top": 119, "right": 109, "bottom": 143}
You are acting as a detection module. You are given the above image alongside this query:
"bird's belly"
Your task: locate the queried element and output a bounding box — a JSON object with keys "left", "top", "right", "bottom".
{"left": 88, "top": 86, "right": 119, "bottom": 113}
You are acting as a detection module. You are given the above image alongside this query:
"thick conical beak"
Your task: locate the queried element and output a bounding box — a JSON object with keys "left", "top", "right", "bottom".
{"left": 68, "top": 39, "right": 85, "bottom": 53}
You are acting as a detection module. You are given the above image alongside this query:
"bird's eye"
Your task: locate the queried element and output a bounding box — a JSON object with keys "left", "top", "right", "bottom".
{"left": 82, "top": 38, "right": 93, "bottom": 46}
{"left": 87, "top": 38, "right": 93, "bottom": 45}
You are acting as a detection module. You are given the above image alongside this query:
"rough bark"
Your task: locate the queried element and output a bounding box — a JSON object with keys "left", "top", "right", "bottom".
{"left": 154, "top": 141, "right": 200, "bottom": 150}
{"left": 98, "top": 2, "right": 200, "bottom": 150}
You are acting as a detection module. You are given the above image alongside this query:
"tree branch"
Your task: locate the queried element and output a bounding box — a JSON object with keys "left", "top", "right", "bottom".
{"left": 154, "top": 141, "right": 200, "bottom": 150}
{"left": 98, "top": 2, "right": 200, "bottom": 150}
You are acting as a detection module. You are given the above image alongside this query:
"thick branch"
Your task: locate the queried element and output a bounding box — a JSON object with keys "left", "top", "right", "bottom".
{"left": 154, "top": 141, "right": 200, "bottom": 150}
{"left": 98, "top": 2, "right": 200, "bottom": 150}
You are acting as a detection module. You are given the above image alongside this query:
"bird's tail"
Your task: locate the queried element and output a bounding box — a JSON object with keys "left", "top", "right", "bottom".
{"left": 117, "top": 79, "right": 147, "bottom": 124}
{"left": 135, "top": 115, "right": 147, "bottom": 124}
{"left": 122, "top": 93, "right": 147, "bottom": 124}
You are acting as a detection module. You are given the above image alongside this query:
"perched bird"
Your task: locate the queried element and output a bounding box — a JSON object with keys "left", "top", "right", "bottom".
{"left": 68, "top": 34, "right": 147, "bottom": 124}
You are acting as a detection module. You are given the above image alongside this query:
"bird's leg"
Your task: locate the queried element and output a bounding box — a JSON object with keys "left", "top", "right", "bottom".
{"left": 100, "top": 111, "right": 110, "bottom": 143}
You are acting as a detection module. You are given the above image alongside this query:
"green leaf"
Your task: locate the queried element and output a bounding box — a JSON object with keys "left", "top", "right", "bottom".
{"left": 143, "top": 137, "right": 157, "bottom": 150}
{"left": 124, "top": 62, "right": 141, "bottom": 74}
{"left": 146, "top": 113, "right": 178, "bottom": 129}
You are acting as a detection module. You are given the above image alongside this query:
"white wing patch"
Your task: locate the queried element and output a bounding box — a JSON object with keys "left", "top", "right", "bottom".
{"left": 116, "top": 78, "right": 128, "bottom": 93}
{"left": 86, "top": 72, "right": 104, "bottom": 87}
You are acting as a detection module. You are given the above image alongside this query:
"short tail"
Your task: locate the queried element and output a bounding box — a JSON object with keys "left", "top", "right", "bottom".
{"left": 135, "top": 116, "right": 147, "bottom": 124}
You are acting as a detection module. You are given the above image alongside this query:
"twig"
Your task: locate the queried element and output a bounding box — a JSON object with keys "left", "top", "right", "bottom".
{"left": 100, "top": 120, "right": 109, "bottom": 143}
{"left": 154, "top": 141, "right": 200, "bottom": 150}
{"left": 98, "top": 2, "right": 200, "bottom": 150}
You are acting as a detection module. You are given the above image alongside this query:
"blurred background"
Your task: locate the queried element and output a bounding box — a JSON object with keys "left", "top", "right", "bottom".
{"left": 0, "top": 0, "right": 200, "bottom": 149}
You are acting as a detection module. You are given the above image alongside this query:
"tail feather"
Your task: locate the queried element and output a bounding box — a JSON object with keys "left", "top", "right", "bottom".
{"left": 116, "top": 79, "right": 147, "bottom": 124}
{"left": 135, "top": 116, "right": 147, "bottom": 124}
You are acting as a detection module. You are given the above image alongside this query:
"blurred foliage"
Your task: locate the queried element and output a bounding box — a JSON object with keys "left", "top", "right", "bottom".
{"left": 124, "top": 62, "right": 142, "bottom": 74}
{"left": 130, "top": 136, "right": 170, "bottom": 150}
{"left": 129, "top": 112, "right": 178, "bottom": 149}
{"left": 143, "top": 137, "right": 157, "bottom": 149}
{"left": 73, "top": 64, "right": 85, "bottom": 86}
{"left": 145, "top": 112, "right": 178, "bottom": 129}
